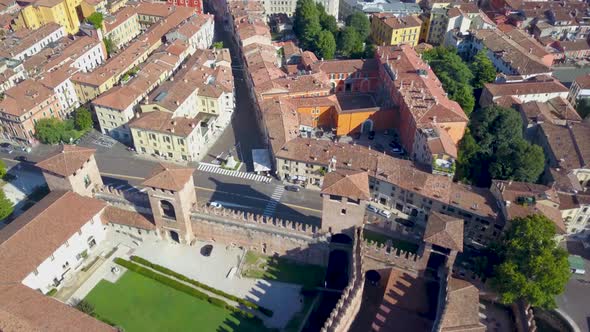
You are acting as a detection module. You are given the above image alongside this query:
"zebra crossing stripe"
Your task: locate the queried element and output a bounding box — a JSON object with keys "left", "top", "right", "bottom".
{"left": 197, "top": 162, "right": 272, "bottom": 183}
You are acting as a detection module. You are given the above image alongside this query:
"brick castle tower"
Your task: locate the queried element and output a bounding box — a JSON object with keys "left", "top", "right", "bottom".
{"left": 142, "top": 163, "right": 196, "bottom": 244}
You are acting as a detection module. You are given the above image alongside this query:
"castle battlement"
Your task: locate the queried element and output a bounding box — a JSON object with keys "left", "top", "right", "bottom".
{"left": 192, "top": 204, "right": 321, "bottom": 236}
{"left": 321, "top": 227, "right": 365, "bottom": 332}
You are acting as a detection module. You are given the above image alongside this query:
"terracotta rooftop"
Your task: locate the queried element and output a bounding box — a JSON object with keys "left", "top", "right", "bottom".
{"left": 277, "top": 138, "right": 499, "bottom": 219}
{"left": 484, "top": 76, "right": 568, "bottom": 98}
{"left": 142, "top": 162, "right": 195, "bottom": 191}
{"left": 0, "top": 23, "right": 63, "bottom": 59}
{"left": 539, "top": 122, "right": 590, "bottom": 170}
{"left": 378, "top": 44, "right": 468, "bottom": 126}
{"left": 472, "top": 29, "right": 551, "bottom": 76}
{"left": 129, "top": 110, "right": 205, "bottom": 137}
{"left": 440, "top": 278, "right": 485, "bottom": 332}
{"left": 321, "top": 169, "right": 370, "bottom": 201}
{"left": 102, "top": 206, "right": 156, "bottom": 230}
{"left": 519, "top": 96, "right": 581, "bottom": 124}
{"left": 0, "top": 191, "right": 106, "bottom": 283}
{"left": 574, "top": 74, "right": 590, "bottom": 90}
{"left": 0, "top": 79, "right": 56, "bottom": 116}
{"left": 492, "top": 180, "right": 565, "bottom": 234}
{"left": 36, "top": 145, "right": 96, "bottom": 177}
{"left": 423, "top": 212, "right": 464, "bottom": 252}
{"left": 373, "top": 13, "right": 422, "bottom": 30}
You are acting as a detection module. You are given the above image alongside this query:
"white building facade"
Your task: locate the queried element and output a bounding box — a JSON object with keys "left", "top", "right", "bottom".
{"left": 21, "top": 213, "right": 107, "bottom": 294}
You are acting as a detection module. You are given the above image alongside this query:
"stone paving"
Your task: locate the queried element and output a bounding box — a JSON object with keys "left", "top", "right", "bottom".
{"left": 133, "top": 239, "right": 303, "bottom": 329}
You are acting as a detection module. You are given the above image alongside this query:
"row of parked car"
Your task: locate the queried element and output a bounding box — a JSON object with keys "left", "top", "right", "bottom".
{"left": 366, "top": 204, "right": 393, "bottom": 218}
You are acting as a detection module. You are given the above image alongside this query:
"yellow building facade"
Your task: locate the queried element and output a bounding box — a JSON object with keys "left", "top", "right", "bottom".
{"left": 15, "top": 0, "right": 85, "bottom": 34}
{"left": 371, "top": 13, "right": 422, "bottom": 47}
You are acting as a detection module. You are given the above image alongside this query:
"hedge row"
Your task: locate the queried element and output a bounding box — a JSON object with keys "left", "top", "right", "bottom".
{"left": 129, "top": 255, "right": 273, "bottom": 317}
{"left": 114, "top": 258, "right": 263, "bottom": 325}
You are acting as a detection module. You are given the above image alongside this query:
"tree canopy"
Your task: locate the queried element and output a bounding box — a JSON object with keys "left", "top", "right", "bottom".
{"left": 423, "top": 47, "right": 476, "bottom": 115}
{"left": 314, "top": 30, "right": 336, "bottom": 60}
{"left": 74, "top": 107, "right": 93, "bottom": 131}
{"left": 0, "top": 189, "right": 12, "bottom": 220}
{"left": 86, "top": 12, "right": 104, "bottom": 30}
{"left": 491, "top": 215, "right": 570, "bottom": 309}
{"left": 317, "top": 3, "right": 338, "bottom": 35}
{"left": 455, "top": 106, "right": 545, "bottom": 186}
{"left": 469, "top": 50, "right": 497, "bottom": 89}
{"left": 35, "top": 118, "right": 80, "bottom": 144}
{"left": 294, "top": 0, "right": 321, "bottom": 50}
{"left": 337, "top": 27, "right": 364, "bottom": 58}
{"left": 293, "top": 0, "right": 373, "bottom": 59}
{"left": 212, "top": 41, "right": 224, "bottom": 49}
{"left": 345, "top": 12, "right": 370, "bottom": 42}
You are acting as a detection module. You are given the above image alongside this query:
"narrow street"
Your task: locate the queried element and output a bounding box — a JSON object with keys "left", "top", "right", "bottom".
{"left": 200, "top": 12, "right": 267, "bottom": 171}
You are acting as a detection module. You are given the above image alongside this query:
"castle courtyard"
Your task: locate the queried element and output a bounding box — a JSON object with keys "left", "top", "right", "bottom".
{"left": 59, "top": 229, "right": 307, "bottom": 330}
{"left": 132, "top": 239, "right": 305, "bottom": 329}
{"left": 84, "top": 270, "right": 264, "bottom": 332}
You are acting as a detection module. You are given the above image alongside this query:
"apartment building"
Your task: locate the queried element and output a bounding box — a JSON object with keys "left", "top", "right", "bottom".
{"left": 371, "top": 13, "right": 422, "bottom": 47}
{"left": 481, "top": 76, "right": 569, "bottom": 108}
{"left": 39, "top": 66, "right": 80, "bottom": 116}
{"left": 568, "top": 74, "right": 590, "bottom": 103}
{"left": 130, "top": 111, "right": 212, "bottom": 162}
{"left": 558, "top": 192, "right": 590, "bottom": 237}
{"left": 0, "top": 58, "right": 27, "bottom": 93}
{"left": 376, "top": 44, "right": 467, "bottom": 168}
{"left": 261, "top": 0, "right": 338, "bottom": 18}
{"left": 132, "top": 48, "right": 234, "bottom": 162}
{"left": 0, "top": 79, "right": 62, "bottom": 145}
{"left": 275, "top": 137, "right": 501, "bottom": 247}
{"left": 490, "top": 180, "right": 565, "bottom": 235}
{"left": 165, "top": 14, "right": 214, "bottom": 53}
{"left": 458, "top": 29, "right": 553, "bottom": 79}
{"left": 72, "top": 3, "right": 195, "bottom": 103}
{"left": 0, "top": 23, "right": 65, "bottom": 61}
{"left": 536, "top": 121, "right": 590, "bottom": 192}
{"left": 14, "top": 0, "right": 86, "bottom": 34}
{"left": 93, "top": 50, "right": 180, "bottom": 143}
{"left": 103, "top": 6, "right": 142, "bottom": 49}
{"left": 340, "top": 0, "right": 421, "bottom": 22}
{"left": 424, "top": 3, "right": 494, "bottom": 47}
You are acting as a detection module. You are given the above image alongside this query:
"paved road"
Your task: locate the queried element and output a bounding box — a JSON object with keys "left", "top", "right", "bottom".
{"left": 0, "top": 138, "right": 322, "bottom": 226}
{"left": 557, "top": 241, "right": 590, "bottom": 332}
{"left": 0, "top": 15, "right": 322, "bottom": 225}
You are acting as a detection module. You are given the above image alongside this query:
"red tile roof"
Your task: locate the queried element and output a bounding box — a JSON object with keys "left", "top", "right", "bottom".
{"left": 142, "top": 162, "right": 194, "bottom": 191}
{"left": 36, "top": 145, "right": 96, "bottom": 177}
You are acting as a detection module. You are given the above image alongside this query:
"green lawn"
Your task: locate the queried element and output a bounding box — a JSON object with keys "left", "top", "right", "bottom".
{"left": 84, "top": 271, "right": 266, "bottom": 332}
{"left": 242, "top": 251, "right": 326, "bottom": 288}
{"left": 363, "top": 229, "right": 419, "bottom": 253}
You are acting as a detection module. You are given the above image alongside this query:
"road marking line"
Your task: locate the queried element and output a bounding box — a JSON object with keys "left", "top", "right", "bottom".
{"left": 100, "top": 172, "right": 322, "bottom": 213}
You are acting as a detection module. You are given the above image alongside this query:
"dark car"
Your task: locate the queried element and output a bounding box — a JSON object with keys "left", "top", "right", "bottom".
{"left": 315, "top": 131, "right": 324, "bottom": 138}
{"left": 14, "top": 156, "right": 27, "bottom": 162}
{"left": 368, "top": 131, "right": 375, "bottom": 140}
{"left": 285, "top": 185, "right": 301, "bottom": 192}
{"left": 200, "top": 244, "right": 213, "bottom": 257}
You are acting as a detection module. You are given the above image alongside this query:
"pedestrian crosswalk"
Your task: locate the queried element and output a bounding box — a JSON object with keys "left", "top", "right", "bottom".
{"left": 197, "top": 163, "right": 272, "bottom": 183}
{"left": 263, "top": 186, "right": 284, "bottom": 217}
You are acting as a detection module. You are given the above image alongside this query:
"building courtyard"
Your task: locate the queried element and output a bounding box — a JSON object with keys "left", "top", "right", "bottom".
{"left": 57, "top": 229, "right": 311, "bottom": 331}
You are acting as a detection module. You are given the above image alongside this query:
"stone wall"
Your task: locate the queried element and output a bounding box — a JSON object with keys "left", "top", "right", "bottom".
{"left": 362, "top": 240, "right": 429, "bottom": 274}
{"left": 191, "top": 205, "right": 330, "bottom": 266}
{"left": 93, "top": 184, "right": 151, "bottom": 213}
{"left": 321, "top": 227, "right": 365, "bottom": 332}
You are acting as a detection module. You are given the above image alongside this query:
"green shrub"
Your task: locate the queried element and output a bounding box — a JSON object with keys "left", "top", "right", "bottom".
{"left": 207, "top": 297, "right": 227, "bottom": 308}
{"left": 46, "top": 288, "right": 57, "bottom": 296}
{"left": 129, "top": 255, "right": 274, "bottom": 317}
{"left": 114, "top": 258, "right": 261, "bottom": 322}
